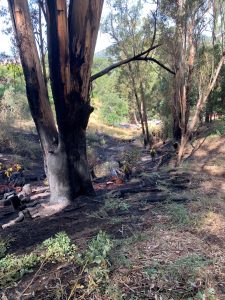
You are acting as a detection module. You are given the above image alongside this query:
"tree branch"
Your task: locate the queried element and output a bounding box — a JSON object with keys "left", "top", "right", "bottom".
{"left": 135, "top": 57, "right": 175, "bottom": 75}
{"left": 38, "top": 0, "right": 47, "bottom": 22}
{"left": 91, "top": 44, "right": 162, "bottom": 82}
{"left": 145, "top": 0, "right": 158, "bottom": 57}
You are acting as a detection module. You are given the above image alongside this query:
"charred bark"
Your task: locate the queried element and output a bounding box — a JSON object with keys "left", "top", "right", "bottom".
{"left": 8, "top": 0, "right": 104, "bottom": 204}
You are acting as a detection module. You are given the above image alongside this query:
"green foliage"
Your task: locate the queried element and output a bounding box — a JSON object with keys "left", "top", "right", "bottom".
{"left": 1, "top": 86, "right": 30, "bottom": 119}
{"left": 165, "top": 255, "right": 210, "bottom": 282}
{"left": 68, "top": 231, "right": 113, "bottom": 297}
{"left": 100, "top": 91, "right": 128, "bottom": 125}
{"left": 0, "top": 240, "right": 8, "bottom": 259}
{"left": 209, "top": 121, "right": 225, "bottom": 136}
{"left": 166, "top": 203, "right": 192, "bottom": 226}
{"left": 85, "top": 231, "right": 113, "bottom": 266}
{"left": 87, "top": 196, "right": 131, "bottom": 219}
{"left": 0, "top": 232, "right": 77, "bottom": 288}
{"left": 143, "top": 254, "right": 213, "bottom": 299}
{"left": 0, "top": 253, "right": 39, "bottom": 287}
{"left": 0, "top": 65, "right": 24, "bottom": 98}
{"left": 83, "top": 231, "right": 113, "bottom": 291}
{"left": 92, "top": 57, "right": 128, "bottom": 125}
{"left": 0, "top": 230, "right": 114, "bottom": 298}
{"left": 104, "top": 196, "right": 131, "bottom": 212}
{"left": 41, "top": 232, "right": 77, "bottom": 262}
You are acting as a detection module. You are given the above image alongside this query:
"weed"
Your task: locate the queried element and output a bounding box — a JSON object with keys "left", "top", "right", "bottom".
{"left": 165, "top": 254, "right": 210, "bottom": 283}
{"left": 87, "top": 196, "right": 131, "bottom": 220}
{"left": 142, "top": 255, "right": 212, "bottom": 299}
{"left": 68, "top": 231, "right": 113, "bottom": 298}
{"left": 121, "top": 149, "right": 140, "bottom": 166}
{"left": 0, "top": 232, "right": 77, "bottom": 288}
{"left": 0, "top": 253, "right": 39, "bottom": 287}
{"left": 41, "top": 231, "right": 77, "bottom": 262}
{"left": 104, "top": 283, "right": 124, "bottom": 300}
{"left": 0, "top": 239, "right": 8, "bottom": 259}
{"left": 111, "top": 251, "right": 133, "bottom": 269}
{"left": 192, "top": 288, "right": 216, "bottom": 300}
{"left": 109, "top": 216, "right": 123, "bottom": 225}
{"left": 209, "top": 122, "right": 225, "bottom": 137}
{"left": 104, "top": 197, "right": 131, "bottom": 212}
{"left": 165, "top": 202, "right": 193, "bottom": 227}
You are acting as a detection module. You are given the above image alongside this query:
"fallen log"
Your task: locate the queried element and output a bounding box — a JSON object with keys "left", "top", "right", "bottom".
{"left": 2, "top": 211, "right": 24, "bottom": 229}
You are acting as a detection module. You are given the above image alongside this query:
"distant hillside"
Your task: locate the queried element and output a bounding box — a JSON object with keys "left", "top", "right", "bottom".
{"left": 95, "top": 48, "right": 110, "bottom": 58}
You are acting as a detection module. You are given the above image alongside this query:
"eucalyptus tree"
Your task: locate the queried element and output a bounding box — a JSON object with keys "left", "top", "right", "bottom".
{"left": 7, "top": 0, "right": 171, "bottom": 204}
{"left": 102, "top": 0, "right": 175, "bottom": 147}
{"left": 8, "top": 0, "right": 104, "bottom": 204}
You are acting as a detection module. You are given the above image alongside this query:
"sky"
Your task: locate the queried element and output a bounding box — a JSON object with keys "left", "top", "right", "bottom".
{"left": 0, "top": 1, "right": 155, "bottom": 55}
{"left": 0, "top": 0, "right": 113, "bottom": 55}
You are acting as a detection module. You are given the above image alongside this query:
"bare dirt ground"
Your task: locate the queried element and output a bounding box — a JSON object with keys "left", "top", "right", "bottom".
{"left": 1, "top": 124, "right": 225, "bottom": 299}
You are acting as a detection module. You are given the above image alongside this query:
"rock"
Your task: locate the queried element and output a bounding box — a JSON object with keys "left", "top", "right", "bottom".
{"left": 17, "top": 211, "right": 24, "bottom": 221}
{"left": 22, "top": 184, "right": 32, "bottom": 195}
{"left": 3, "top": 191, "right": 15, "bottom": 200}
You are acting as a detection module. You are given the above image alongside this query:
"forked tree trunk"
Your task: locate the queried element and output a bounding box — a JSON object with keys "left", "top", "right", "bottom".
{"left": 8, "top": 0, "right": 104, "bottom": 204}
{"left": 173, "top": 0, "right": 186, "bottom": 142}
{"left": 177, "top": 52, "right": 225, "bottom": 165}
{"left": 128, "top": 64, "right": 147, "bottom": 146}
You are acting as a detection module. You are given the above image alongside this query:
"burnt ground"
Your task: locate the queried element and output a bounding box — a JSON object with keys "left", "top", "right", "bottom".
{"left": 1, "top": 125, "right": 225, "bottom": 299}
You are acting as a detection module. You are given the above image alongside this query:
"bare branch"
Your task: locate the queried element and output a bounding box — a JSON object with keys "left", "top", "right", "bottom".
{"left": 38, "top": 0, "right": 47, "bottom": 22}
{"left": 145, "top": 0, "right": 159, "bottom": 57}
{"left": 91, "top": 44, "right": 162, "bottom": 82}
{"left": 189, "top": 52, "right": 225, "bottom": 133}
{"left": 135, "top": 57, "right": 175, "bottom": 75}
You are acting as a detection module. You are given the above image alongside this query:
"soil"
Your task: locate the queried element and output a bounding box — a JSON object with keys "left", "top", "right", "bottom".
{"left": 1, "top": 125, "right": 225, "bottom": 299}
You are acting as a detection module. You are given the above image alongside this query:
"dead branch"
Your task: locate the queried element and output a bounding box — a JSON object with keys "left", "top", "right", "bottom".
{"left": 184, "top": 136, "right": 207, "bottom": 161}
{"left": 135, "top": 57, "right": 175, "bottom": 74}
{"left": 91, "top": 44, "right": 163, "bottom": 81}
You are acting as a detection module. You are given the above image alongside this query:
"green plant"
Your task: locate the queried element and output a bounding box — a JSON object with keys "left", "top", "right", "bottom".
{"left": 166, "top": 203, "right": 192, "bottom": 226}
{"left": 41, "top": 231, "right": 77, "bottom": 262}
{"left": 68, "top": 231, "right": 113, "bottom": 298}
{"left": 0, "top": 253, "right": 39, "bottom": 287}
{"left": 84, "top": 231, "right": 113, "bottom": 291}
{"left": 0, "top": 239, "right": 8, "bottom": 259}
{"left": 165, "top": 255, "right": 210, "bottom": 282}
{"left": 0, "top": 232, "right": 77, "bottom": 288}
{"left": 104, "top": 197, "right": 131, "bottom": 212}
{"left": 87, "top": 197, "right": 131, "bottom": 220}
{"left": 142, "top": 255, "right": 212, "bottom": 299}
{"left": 104, "top": 284, "right": 124, "bottom": 300}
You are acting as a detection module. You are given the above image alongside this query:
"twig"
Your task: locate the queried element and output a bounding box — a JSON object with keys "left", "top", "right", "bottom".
{"left": 184, "top": 136, "right": 207, "bottom": 161}
{"left": 20, "top": 259, "right": 47, "bottom": 297}
{"left": 67, "top": 261, "right": 88, "bottom": 300}
{"left": 121, "top": 281, "right": 137, "bottom": 293}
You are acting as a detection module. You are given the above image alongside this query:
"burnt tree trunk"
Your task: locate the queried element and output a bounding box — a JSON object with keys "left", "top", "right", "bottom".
{"left": 140, "top": 81, "right": 152, "bottom": 146}
{"left": 38, "top": 3, "right": 48, "bottom": 93}
{"left": 8, "top": 0, "right": 104, "bottom": 204}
